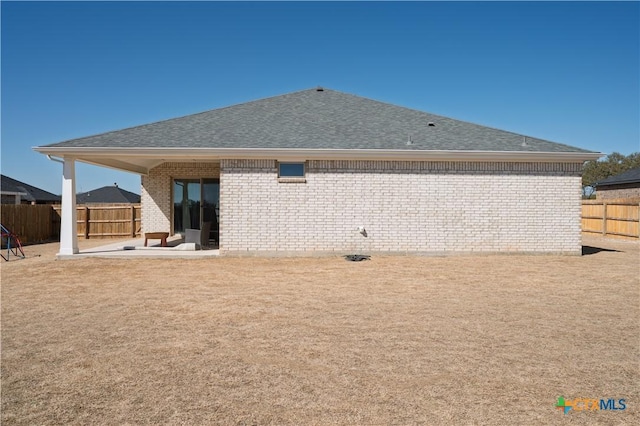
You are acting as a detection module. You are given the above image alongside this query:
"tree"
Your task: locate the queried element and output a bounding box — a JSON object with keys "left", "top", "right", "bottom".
{"left": 582, "top": 152, "right": 640, "bottom": 198}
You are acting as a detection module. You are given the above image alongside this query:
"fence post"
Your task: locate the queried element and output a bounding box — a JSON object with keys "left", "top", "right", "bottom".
{"left": 84, "top": 206, "right": 90, "bottom": 239}
{"left": 131, "top": 205, "right": 135, "bottom": 237}
{"left": 602, "top": 202, "right": 607, "bottom": 237}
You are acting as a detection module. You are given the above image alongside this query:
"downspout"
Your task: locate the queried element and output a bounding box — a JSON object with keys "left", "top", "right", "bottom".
{"left": 47, "top": 154, "right": 65, "bottom": 164}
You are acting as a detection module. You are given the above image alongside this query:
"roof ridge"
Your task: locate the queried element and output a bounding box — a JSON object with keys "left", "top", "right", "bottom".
{"left": 78, "top": 185, "right": 140, "bottom": 195}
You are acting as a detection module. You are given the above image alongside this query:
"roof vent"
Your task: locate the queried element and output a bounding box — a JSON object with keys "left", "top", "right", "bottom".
{"left": 521, "top": 137, "right": 528, "bottom": 147}
{"left": 316, "top": 86, "right": 324, "bottom": 92}
{"left": 427, "top": 122, "right": 435, "bottom": 127}
{"left": 406, "top": 135, "right": 413, "bottom": 145}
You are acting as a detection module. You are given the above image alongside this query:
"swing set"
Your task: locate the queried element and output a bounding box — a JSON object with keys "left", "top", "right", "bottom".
{"left": 1, "top": 224, "right": 25, "bottom": 261}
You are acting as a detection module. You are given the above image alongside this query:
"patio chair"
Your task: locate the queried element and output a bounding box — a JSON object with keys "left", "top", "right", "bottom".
{"left": 184, "top": 221, "right": 212, "bottom": 249}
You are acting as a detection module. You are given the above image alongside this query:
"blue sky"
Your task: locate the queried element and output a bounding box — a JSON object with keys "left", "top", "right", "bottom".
{"left": 2, "top": 1, "right": 638, "bottom": 195}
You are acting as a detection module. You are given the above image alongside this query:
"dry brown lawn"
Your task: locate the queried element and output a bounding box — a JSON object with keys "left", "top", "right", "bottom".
{"left": 1, "top": 236, "right": 638, "bottom": 425}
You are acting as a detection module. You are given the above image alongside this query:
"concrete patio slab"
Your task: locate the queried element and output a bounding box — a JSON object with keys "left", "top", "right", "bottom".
{"left": 57, "top": 236, "right": 220, "bottom": 259}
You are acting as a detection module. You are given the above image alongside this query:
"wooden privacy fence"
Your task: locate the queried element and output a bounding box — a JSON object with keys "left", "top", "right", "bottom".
{"left": 1, "top": 204, "right": 56, "bottom": 244}
{"left": 582, "top": 199, "right": 640, "bottom": 239}
{"left": 1, "top": 204, "right": 142, "bottom": 244}
{"left": 52, "top": 204, "right": 142, "bottom": 239}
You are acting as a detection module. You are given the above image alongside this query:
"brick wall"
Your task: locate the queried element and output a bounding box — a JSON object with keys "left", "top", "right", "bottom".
{"left": 141, "top": 162, "right": 220, "bottom": 234}
{"left": 219, "top": 160, "right": 583, "bottom": 255}
{"left": 596, "top": 184, "right": 640, "bottom": 200}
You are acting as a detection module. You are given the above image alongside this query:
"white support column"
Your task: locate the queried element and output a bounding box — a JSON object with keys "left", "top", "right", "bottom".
{"left": 59, "top": 157, "right": 79, "bottom": 255}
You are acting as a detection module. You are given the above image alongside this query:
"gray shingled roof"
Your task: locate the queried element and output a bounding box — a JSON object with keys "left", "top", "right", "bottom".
{"left": 42, "top": 88, "right": 593, "bottom": 153}
{"left": 596, "top": 167, "right": 640, "bottom": 187}
{"left": 76, "top": 185, "right": 141, "bottom": 204}
{"left": 1, "top": 174, "right": 60, "bottom": 203}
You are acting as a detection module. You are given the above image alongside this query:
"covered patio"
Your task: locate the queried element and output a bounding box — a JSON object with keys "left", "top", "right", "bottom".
{"left": 36, "top": 156, "right": 223, "bottom": 258}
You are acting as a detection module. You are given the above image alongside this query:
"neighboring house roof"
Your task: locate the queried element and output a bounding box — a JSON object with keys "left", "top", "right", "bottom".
{"left": 76, "top": 185, "right": 141, "bottom": 204}
{"left": 0, "top": 174, "right": 61, "bottom": 203}
{"left": 595, "top": 167, "right": 640, "bottom": 187}
{"left": 34, "top": 88, "right": 601, "bottom": 173}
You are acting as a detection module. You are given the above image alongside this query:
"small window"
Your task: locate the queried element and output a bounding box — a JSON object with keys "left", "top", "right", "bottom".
{"left": 278, "top": 162, "right": 306, "bottom": 183}
{"left": 279, "top": 162, "right": 305, "bottom": 177}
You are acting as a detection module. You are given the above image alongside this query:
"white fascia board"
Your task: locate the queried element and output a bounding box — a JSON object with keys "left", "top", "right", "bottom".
{"left": 34, "top": 146, "right": 604, "bottom": 163}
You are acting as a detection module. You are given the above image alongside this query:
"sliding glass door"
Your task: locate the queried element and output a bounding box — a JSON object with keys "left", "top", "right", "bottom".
{"left": 202, "top": 179, "right": 219, "bottom": 242}
{"left": 173, "top": 178, "right": 219, "bottom": 242}
{"left": 173, "top": 179, "right": 201, "bottom": 233}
